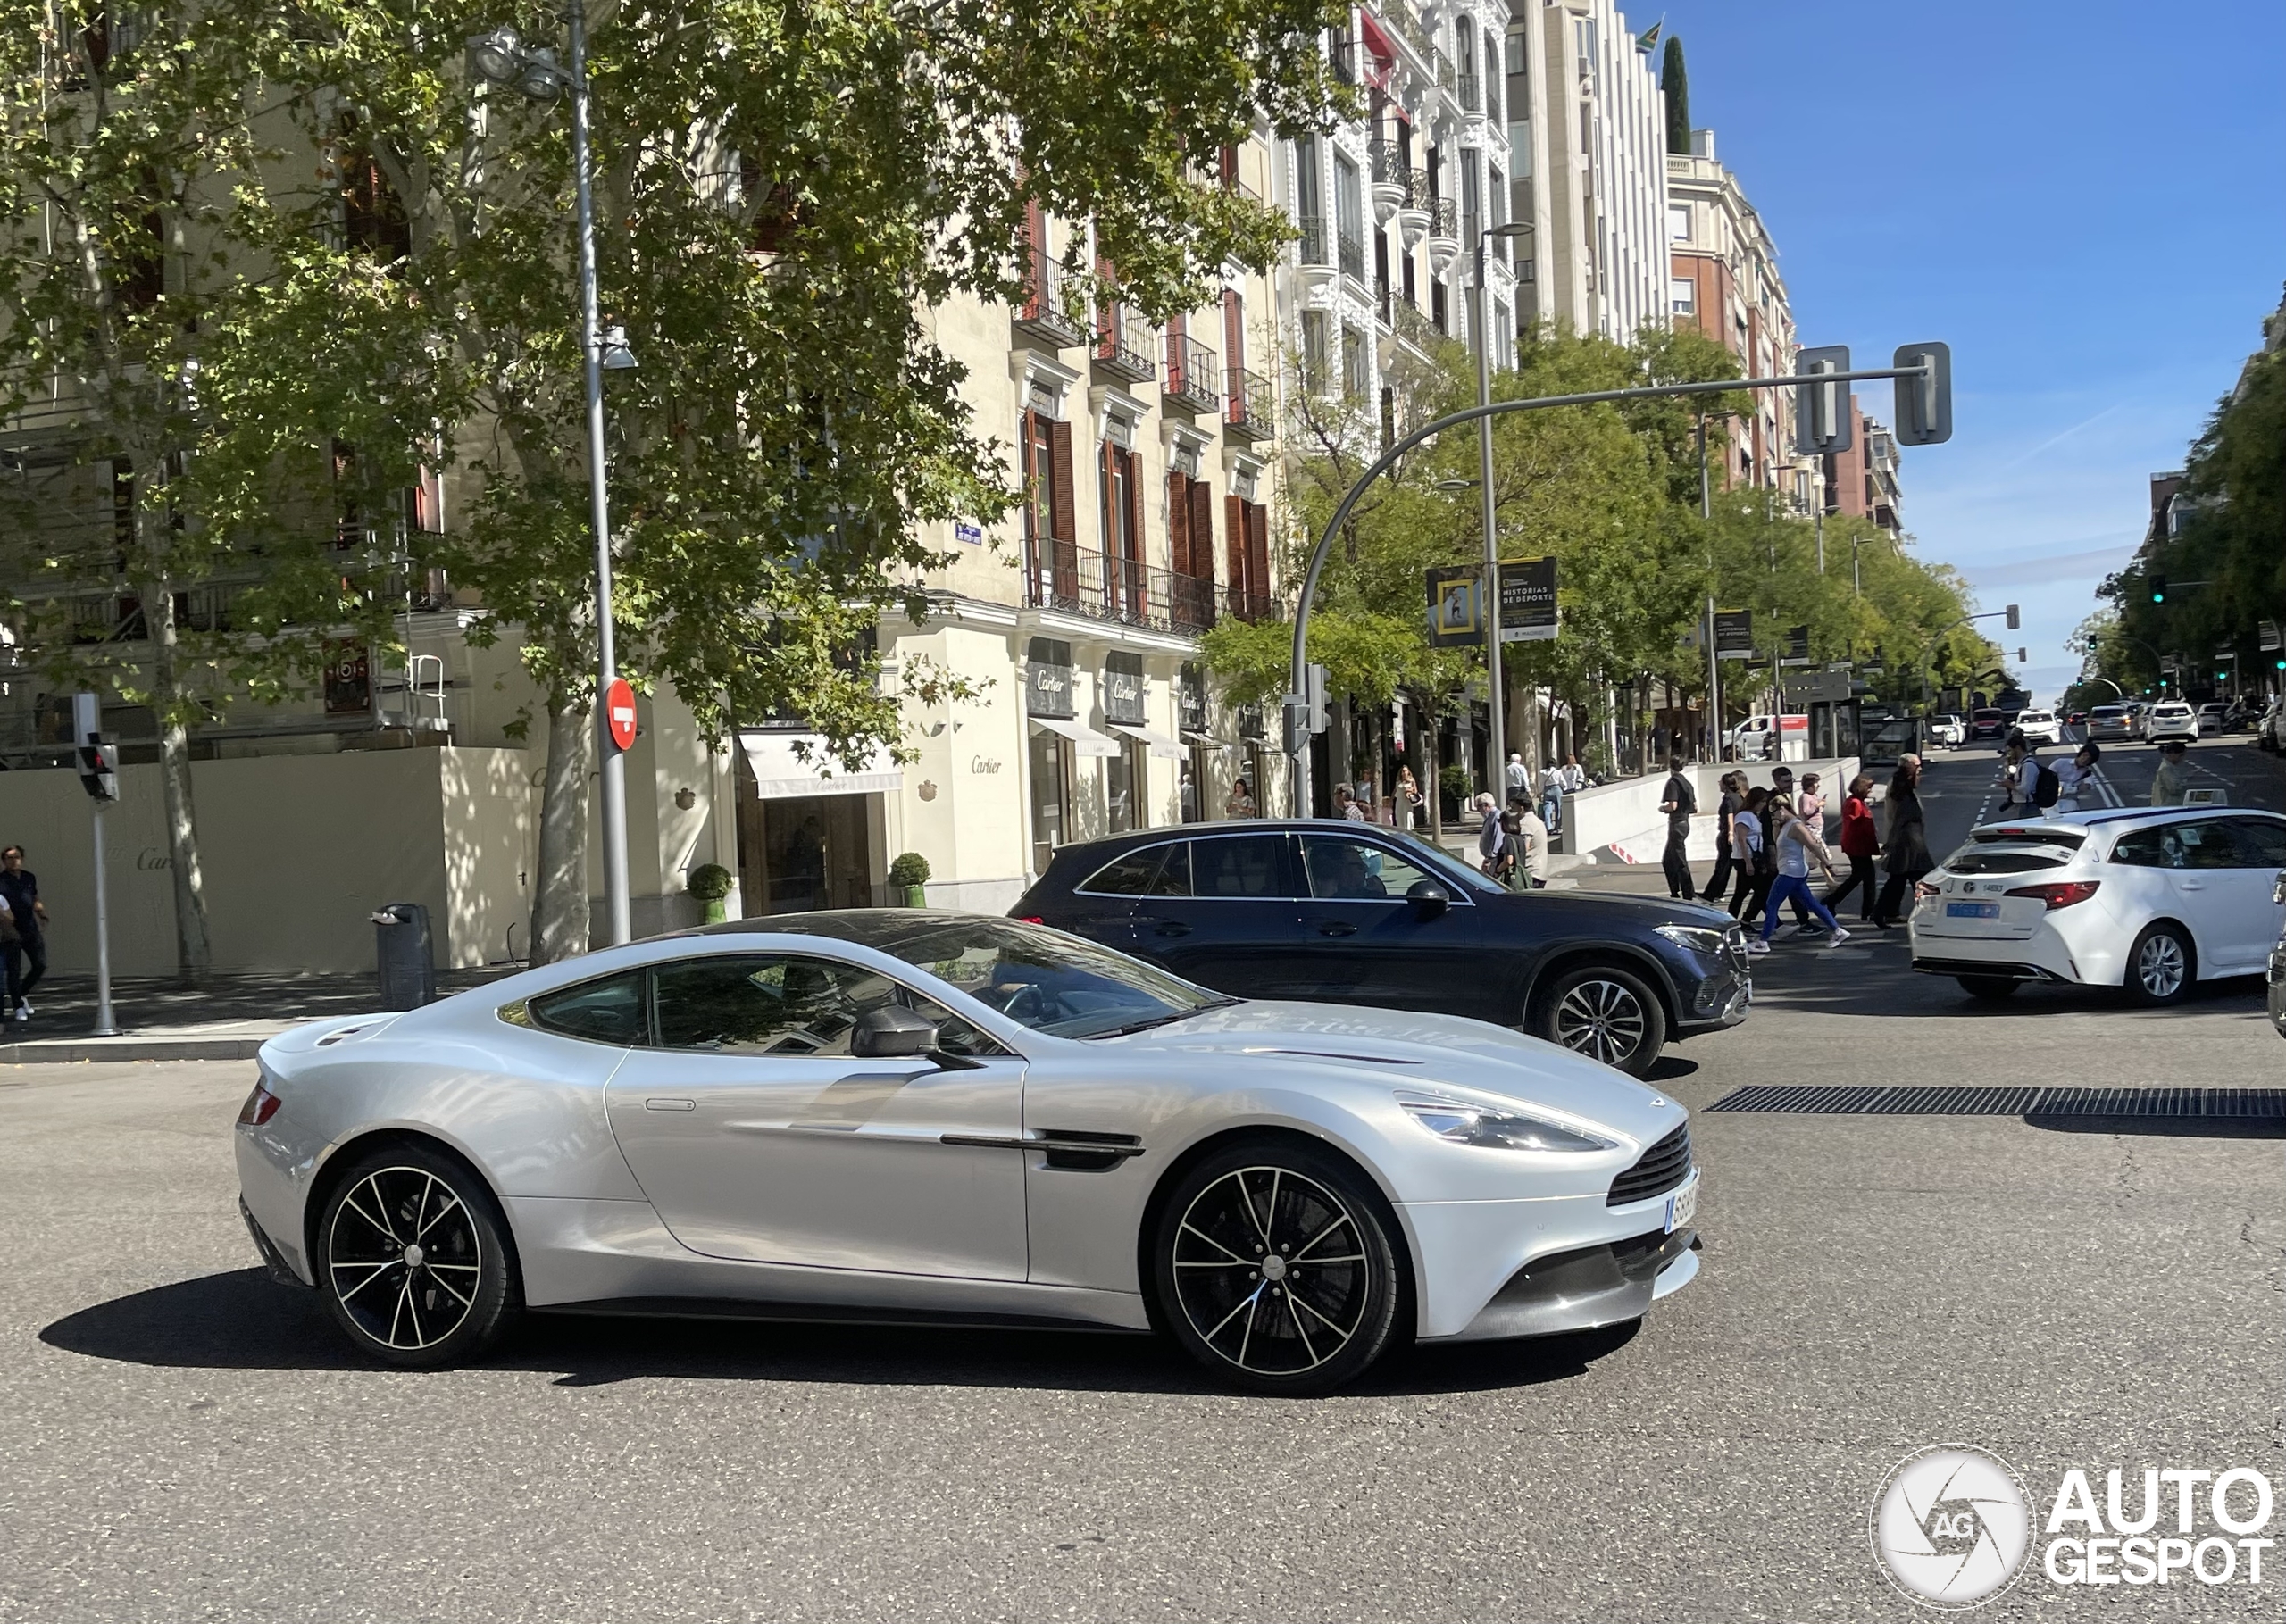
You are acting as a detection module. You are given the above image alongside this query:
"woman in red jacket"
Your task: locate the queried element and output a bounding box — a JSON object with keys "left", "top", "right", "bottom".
{"left": 1820, "top": 773, "right": 1882, "bottom": 920}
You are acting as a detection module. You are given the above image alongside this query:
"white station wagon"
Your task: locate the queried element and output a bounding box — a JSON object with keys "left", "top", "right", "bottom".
{"left": 1910, "top": 808, "right": 2286, "bottom": 1003}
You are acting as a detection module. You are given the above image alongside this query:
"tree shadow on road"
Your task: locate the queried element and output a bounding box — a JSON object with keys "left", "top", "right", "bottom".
{"left": 39, "top": 1268, "right": 1640, "bottom": 1399}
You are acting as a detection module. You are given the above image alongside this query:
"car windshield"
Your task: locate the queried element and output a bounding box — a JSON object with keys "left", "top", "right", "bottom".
{"left": 775, "top": 914, "right": 1233, "bottom": 1040}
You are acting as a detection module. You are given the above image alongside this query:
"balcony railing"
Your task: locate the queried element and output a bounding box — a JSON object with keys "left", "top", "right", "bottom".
{"left": 1457, "top": 58, "right": 1481, "bottom": 112}
{"left": 1224, "top": 365, "right": 1274, "bottom": 441}
{"left": 1376, "top": 0, "right": 1433, "bottom": 62}
{"left": 1433, "top": 47, "right": 1455, "bottom": 92}
{"left": 1297, "top": 212, "right": 1332, "bottom": 267}
{"left": 1165, "top": 334, "right": 1221, "bottom": 412}
{"left": 1327, "top": 30, "right": 1356, "bottom": 83}
{"left": 1429, "top": 196, "right": 1458, "bottom": 239}
{"left": 1224, "top": 584, "right": 1281, "bottom": 624}
{"left": 1337, "top": 230, "right": 1365, "bottom": 281}
{"left": 1093, "top": 305, "right": 1156, "bottom": 382}
{"left": 1025, "top": 541, "right": 1220, "bottom": 637}
{"left": 1015, "top": 260, "right": 1087, "bottom": 346}
{"left": 1368, "top": 137, "right": 1408, "bottom": 194}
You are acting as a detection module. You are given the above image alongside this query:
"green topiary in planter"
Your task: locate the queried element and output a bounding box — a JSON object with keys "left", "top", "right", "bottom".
{"left": 687, "top": 862, "right": 734, "bottom": 924}
{"left": 888, "top": 851, "right": 930, "bottom": 907}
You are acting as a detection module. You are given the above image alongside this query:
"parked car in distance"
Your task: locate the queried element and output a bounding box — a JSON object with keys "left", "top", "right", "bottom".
{"left": 2087, "top": 706, "right": 2134, "bottom": 742}
{"left": 2014, "top": 708, "right": 2061, "bottom": 747}
{"left": 2198, "top": 704, "right": 2228, "bottom": 737}
{"left": 2145, "top": 701, "right": 2199, "bottom": 744}
{"left": 1968, "top": 708, "right": 2007, "bottom": 742}
{"left": 1930, "top": 714, "right": 1966, "bottom": 748}
{"left": 1726, "top": 714, "right": 1777, "bottom": 759}
{"left": 1911, "top": 808, "right": 2286, "bottom": 1004}
{"left": 1012, "top": 820, "right": 1753, "bottom": 1079}
{"left": 2066, "top": 711, "right": 2089, "bottom": 728}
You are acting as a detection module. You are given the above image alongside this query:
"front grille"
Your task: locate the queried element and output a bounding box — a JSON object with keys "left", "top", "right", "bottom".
{"left": 1607, "top": 1121, "right": 1691, "bottom": 1206}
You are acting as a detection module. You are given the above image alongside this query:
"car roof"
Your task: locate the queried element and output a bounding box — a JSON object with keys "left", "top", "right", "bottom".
{"left": 1974, "top": 806, "right": 2283, "bottom": 837}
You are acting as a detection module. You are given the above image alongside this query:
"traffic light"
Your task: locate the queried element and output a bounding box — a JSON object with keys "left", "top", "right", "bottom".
{"left": 77, "top": 734, "right": 119, "bottom": 803}
{"left": 1891, "top": 342, "right": 1954, "bottom": 446}
{"left": 2149, "top": 575, "right": 2166, "bottom": 604}
{"left": 2005, "top": 604, "right": 2020, "bottom": 630}
{"left": 1794, "top": 346, "right": 1853, "bottom": 457}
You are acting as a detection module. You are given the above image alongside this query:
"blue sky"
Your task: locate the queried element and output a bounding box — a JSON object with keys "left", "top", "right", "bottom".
{"left": 1641, "top": 0, "right": 2286, "bottom": 703}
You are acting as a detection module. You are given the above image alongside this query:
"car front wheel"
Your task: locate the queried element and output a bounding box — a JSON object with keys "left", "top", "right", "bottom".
{"left": 1148, "top": 1140, "right": 1404, "bottom": 1395}
{"left": 318, "top": 1141, "right": 521, "bottom": 1368}
{"left": 1537, "top": 964, "right": 1668, "bottom": 1079}
{"left": 2126, "top": 924, "right": 2194, "bottom": 1006}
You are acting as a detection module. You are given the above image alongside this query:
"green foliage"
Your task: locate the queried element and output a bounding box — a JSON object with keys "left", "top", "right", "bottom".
{"left": 1661, "top": 37, "right": 1690, "bottom": 155}
{"left": 888, "top": 851, "right": 931, "bottom": 888}
{"left": 686, "top": 862, "right": 734, "bottom": 901}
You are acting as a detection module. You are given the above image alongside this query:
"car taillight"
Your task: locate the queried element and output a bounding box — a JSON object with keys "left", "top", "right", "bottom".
{"left": 237, "top": 1079, "right": 280, "bottom": 1126}
{"left": 1015, "top": 915, "right": 1046, "bottom": 924}
{"left": 2005, "top": 879, "right": 2101, "bottom": 911}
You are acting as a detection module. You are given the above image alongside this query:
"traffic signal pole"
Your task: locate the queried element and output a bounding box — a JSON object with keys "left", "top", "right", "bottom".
{"left": 1284, "top": 360, "right": 1943, "bottom": 815}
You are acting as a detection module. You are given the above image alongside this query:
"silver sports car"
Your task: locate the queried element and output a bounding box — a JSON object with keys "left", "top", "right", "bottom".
{"left": 236, "top": 912, "right": 1700, "bottom": 1394}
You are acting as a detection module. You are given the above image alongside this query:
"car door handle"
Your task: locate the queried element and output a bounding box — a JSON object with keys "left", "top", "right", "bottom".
{"left": 1154, "top": 922, "right": 1192, "bottom": 937}
{"left": 2179, "top": 880, "right": 2206, "bottom": 890}
{"left": 1317, "top": 921, "right": 1357, "bottom": 937}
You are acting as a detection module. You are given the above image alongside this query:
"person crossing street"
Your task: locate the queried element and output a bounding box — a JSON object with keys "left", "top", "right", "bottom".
{"left": 1747, "top": 793, "right": 1848, "bottom": 954}
{"left": 1657, "top": 755, "right": 1697, "bottom": 900}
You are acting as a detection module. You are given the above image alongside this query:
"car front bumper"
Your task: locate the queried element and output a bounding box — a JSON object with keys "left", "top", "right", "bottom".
{"left": 2270, "top": 945, "right": 2286, "bottom": 1039}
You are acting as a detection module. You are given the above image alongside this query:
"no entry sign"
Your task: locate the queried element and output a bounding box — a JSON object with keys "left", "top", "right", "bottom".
{"left": 603, "top": 678, "right": 638, "bottom": 754}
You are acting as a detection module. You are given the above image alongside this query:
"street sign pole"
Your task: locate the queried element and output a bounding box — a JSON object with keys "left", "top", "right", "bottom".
{"left": 89, "top": 799, "right": 117, "bottom": 1037}
{"left": 73, "top": 694, "right": 120, "bottom": 1037}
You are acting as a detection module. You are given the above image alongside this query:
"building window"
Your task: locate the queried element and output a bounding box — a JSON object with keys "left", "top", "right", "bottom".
{"left": 1105, "top": 737, "right": 1147, "bottom": 833}
{"left": 1301, "top": 309, "right": 1331, "bottom": 390}
{"left": 1668, "top": 204, "right": 1689, "bottom": 242}
{"left": 1669, "top": 277, "right": 1695, "bottom": 316}
{"left": 1333, "top": 153, "right": 1364, "bottom": 279}
{"left": 1342, "top": 324, "right": 1368, "bottom": 398}
{"left": 1029, "top": 730, "right": 1069, "bottom": 871}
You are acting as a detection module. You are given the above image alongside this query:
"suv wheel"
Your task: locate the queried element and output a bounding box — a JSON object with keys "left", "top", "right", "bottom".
{"left": 1536, "top": 964, "right": 1667, "bottom": 1078}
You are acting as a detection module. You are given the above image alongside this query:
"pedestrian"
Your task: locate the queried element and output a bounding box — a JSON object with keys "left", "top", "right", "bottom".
{"left": 1513, "top": 795, "right": 1550, "bottom": 889}
{"left": 1224, "top": 777, "right": 1256, "bottom": 818}
{"left": 1797, "top": 771, "right": 1825, "bottom": 836}
{"left": 1559, "top": 753, "right": 1589, "bottom": 801}
{"left": 1657, "top": 754, "right": 1697, "bottom": 900}
{"left": 1504, "top": 752, "right": 1530, "bottom": 807}
{"left": 1474, "top": 792, "right": 1506, "bottom": 878}
{"left": 2052, "top": 742, "right": 2101, "bottom": 813}
{"left": 1820, "top": 774, "right": 1882, "bottom": 921}
{"left": 1498, "top": 792, "right": 1532, "bottom": 888}
{"left": 1536, "top": 757, "right": 1564, "bottom": 834}
{"left": 1396, "top": 766, "right": 1426, "bottom": 830}
{"left": 1996, "top": 732, "right": 2043, "bottom": 818}
{"left": 1700, "top": 771, "right": 1743, "bottom": 905}
{"left": 1872, "top": 754, "right": 1932, "bottom": 928}
{"left": 1337, "top": 786, "right": 1370, "bottom": 823}
{"left": 0, "top": 846, "right": 44, "bottom": 1022}
{"left": 1763, "top": 764, "right": 1816, "bottom": 935}
{"left": 1729, "top": 785, "right": 1773, "bottom": 923}
{"left": 2150, "top": 739, "right": 2191, "bottom": 806}
{"left": 1747, "top": 794, "right": 1848, "bottom": 954}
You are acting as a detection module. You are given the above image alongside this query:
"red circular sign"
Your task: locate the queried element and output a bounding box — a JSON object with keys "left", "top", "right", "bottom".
{"left": 603, "top": 677, "right": 638, "bottom": 754}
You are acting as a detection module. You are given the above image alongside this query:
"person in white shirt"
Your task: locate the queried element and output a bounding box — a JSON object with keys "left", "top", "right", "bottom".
{"left": 1557, "top": 755, "right": 1588, "bottom": 795}
{"left": 1537, "top": 762, "right": 1564, "bottom": 833}
{"left": 1504, "top": 753, "right": 1529, "bottom": 803}
{"left": 1748, "top": 793, "right": 1848, "bottom": 952}
{"left": 1513, "top": 799, "right": 1549, "bottom": 888}
{"left": 2051, "top": 743, "right": 2101, "bottom": 813}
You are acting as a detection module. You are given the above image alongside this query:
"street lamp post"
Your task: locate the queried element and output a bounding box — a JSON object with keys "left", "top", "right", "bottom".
{"left": 468, "top": 11, "right": 638, "bottom": 945}
{"left": 1470, "top": 222, "right": 1531, "bottom": 794}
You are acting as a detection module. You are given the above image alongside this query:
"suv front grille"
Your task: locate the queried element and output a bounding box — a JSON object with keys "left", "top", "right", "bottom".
{"left": 1607, "top": 1121, "right": 1691, "bottom": 1206}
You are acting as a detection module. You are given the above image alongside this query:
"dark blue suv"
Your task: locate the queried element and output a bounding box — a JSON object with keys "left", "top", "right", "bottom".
{"left": 1011, "top": 820, "right": 1750, "bottom": 1078}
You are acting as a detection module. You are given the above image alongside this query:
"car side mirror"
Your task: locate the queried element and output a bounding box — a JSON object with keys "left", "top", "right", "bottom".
{"left": 851, "top": 1004, "right": 940, "bottom": 1059}
{"left": 2274, "top": 869, "right": 2286, "bottom": 906}
{"left": 1406, "top": 879, "right": 1450, "bottom": 918}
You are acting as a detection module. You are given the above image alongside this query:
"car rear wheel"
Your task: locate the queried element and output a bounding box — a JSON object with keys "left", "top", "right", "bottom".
{"left": 1957, "top": 976, "right": 2021, "bottom": 1001}
{"left": 1537, "top": 964, "right": 1668, "bottom": 1079}
{"left": 318, "top": 1141, "right": 521, "bottom": 1368}
{"left": 2126, "top": 924, "right": 2194, "bottom": 1006}
{"left": 1148, "top": 1140, "right": 1403, "bottom": 1396}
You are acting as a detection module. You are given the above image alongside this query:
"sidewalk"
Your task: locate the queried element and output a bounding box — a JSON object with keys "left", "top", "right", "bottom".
{"left": 0, "top": 970, "right": 509, "bottom": 1064}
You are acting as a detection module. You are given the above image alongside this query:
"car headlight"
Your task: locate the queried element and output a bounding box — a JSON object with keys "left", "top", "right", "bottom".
{"left": 1654, "top": 924, "right": 1731, "bottom": 957}
{"left": 1400, "top": 1099, "right": 1616, "bottom": 1152}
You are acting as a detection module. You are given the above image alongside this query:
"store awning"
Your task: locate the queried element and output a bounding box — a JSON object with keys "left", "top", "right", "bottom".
{"left": 1181, "top": 729, "right": 1242, "bottom": 752}
{"left": 1031, "top": 716, "right": 1121, "bottom": 757}
{"left": 1110, "top": 722, "right": 1187, "bottom": 760}
{"left": 738, "top": 731, "right": 904, "bottom": 800}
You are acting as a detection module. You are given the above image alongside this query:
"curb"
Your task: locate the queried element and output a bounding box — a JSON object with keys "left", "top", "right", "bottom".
{"left": 0, "top": 1037, "right": 269, "bottom": 1064}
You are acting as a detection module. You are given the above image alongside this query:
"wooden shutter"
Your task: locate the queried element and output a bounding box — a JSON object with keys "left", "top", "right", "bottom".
{"left": 1168, "top": 471, "right": 1192, "bottom": 577}
{"left": 1188, "top": 481, "right": 1215, "bottom": 579}
{"left": 1222, "top": 290, "right": 1245, "bottom": 376}
{"left": 1124, "top": 450, "right": 1145, "bottom": 566}
{"left": 1048, "top": 421, "right": 1076, "bottom": 542}
{"left": 1226, "top": 495, "right": 1246, "bottom": 596}
{"left": 1246, "top": 501, "right": 1269, "bottom": 606}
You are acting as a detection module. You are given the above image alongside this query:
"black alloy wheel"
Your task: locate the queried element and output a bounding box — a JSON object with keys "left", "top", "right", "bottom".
{"left": 318, "top": 1141, "right": 521, "bottom": 1367}
{"left": 1537, "top": 964, "right": 1668, "bottom": 1079}
{"left": 1149, "top": 1139, "right": 1403, "bottom": 1396}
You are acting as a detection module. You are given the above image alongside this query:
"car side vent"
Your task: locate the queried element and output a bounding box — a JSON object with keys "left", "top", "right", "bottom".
{"left": 1606, "top": 1122, "right": 1690, "bottom": 1206}
{"left": 1038, "top": 1128, "right": 1144, "bottom": 1171}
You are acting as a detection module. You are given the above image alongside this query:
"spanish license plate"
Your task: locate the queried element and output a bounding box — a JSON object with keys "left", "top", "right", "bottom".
{"left": 1947, "top": 901, "right": 2001, "bottom": 919}
{"left": 1664, "top": 1179, "right": 1697, "bottom": 1234}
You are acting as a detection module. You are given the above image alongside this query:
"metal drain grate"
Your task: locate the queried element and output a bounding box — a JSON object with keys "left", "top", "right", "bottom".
{"left": 1707, "top": 1085, "right": 2286, "bottom": 1119}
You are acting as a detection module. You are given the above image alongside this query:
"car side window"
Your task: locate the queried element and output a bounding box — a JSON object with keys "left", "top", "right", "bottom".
{"left": 650, "top": 954, "right": 997, "bottom": 1057}
{"left": 1189, "top": 834, "right": 1289, "bottom": 898}
{"left": 1078, "top": 845, "right": 1172, "bottom": 896}
{"left": 2172, "top": 820, "right": 2240, "bottom": 870}
{"left": 2108, "top": 828, "right": 2172, "bottom": 868}
{"left": 1299, "top": 835, "right": 1435, "bottom": 900}
{"left": 2229, "top": 818, "right": 2286, "bottom": 868}
{"left": 1143, "top": 841, "right": 1192, "bottom": 896}
{"left": 528, "top": 970, "right": 649, "bottom": 1045}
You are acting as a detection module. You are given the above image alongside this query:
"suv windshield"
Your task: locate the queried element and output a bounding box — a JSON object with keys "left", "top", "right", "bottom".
{"left": 774, "top": 914, "right": 1234, "bottom": 1040}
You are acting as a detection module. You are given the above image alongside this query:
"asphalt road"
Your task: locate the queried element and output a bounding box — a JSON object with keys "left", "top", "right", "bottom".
{"left": 4, "top": 882, "right": 2282, "bottom": 1620}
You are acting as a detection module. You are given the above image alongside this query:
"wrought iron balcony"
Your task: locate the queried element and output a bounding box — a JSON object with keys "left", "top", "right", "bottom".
{"left": 1025, "top": 541, "right": 1219, "bottom": 638}
{"left": 1429, "top": 196, "right": 1458, "bottom": 239}
{"left": 1223, "top": 584, "right": 1281, "bottom": 624}
{"left": 1297, "top": 212, "right": 1332, "bottom": 267}
{"left": 1224, "top": 366, "right": 1274, "bottom": 442}
{"left": 1169, "top": 571, "right": 1218, "bottom": 637}
{"left": 1457, "top": 56, "right": 1481, "bottom": 112}
{"left": 1337, "top": 230, "right": 1366, "bottom": 281}
{"left": 1015, "top": 260, "right": 1087, "bottom": 347}
{"left": 1165, "top": 334, "right": 1221, "bottom": 412}
{"left": 1433, "top": 46, "right": 1455, "bottom": 91}
{"left": 1093, "top": 305, "right": 1156, "bottom": 382}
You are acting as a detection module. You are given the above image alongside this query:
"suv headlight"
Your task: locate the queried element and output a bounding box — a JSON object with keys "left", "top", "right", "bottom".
{"left": 1400, "top": 1099, "right": 1615, "bottom": 1153}
{"left": 1654, "top": 924, "right": 1731, "bottom": 957}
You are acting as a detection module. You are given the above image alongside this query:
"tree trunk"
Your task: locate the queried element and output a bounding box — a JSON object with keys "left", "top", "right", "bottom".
{"left": 141, "top": 580, "right": 213, "bottom": 982}
{"left": 530, "top": 692, "right": 594, "bottom": 963}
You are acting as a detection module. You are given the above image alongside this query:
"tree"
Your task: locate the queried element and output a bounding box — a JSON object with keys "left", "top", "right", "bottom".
{"left": 1661, "top": 36, "right": 1690, "bottom": 155}
{"left": 208, "top": 0, "right": 1349, "bottom": 961}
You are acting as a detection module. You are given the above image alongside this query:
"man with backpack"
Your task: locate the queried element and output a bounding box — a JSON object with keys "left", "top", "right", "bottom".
{"left": 1997, "top": 732, "right": 2054, "bottom": 819}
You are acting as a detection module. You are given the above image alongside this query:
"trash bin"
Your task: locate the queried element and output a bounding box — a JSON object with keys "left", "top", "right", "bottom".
{"left": 371, "top": 902, "right": 437, "bottom": 1010}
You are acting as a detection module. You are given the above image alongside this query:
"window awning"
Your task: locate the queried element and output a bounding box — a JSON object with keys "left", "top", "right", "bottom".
{"left": 738, "top": 731, "right": 904, "bottom": 800}
{"left": 1110, "top": 722, "right": 1186, "bottom": 760}
{"left": 1031, "top": 716, "right": 1121, "bottom": 757}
